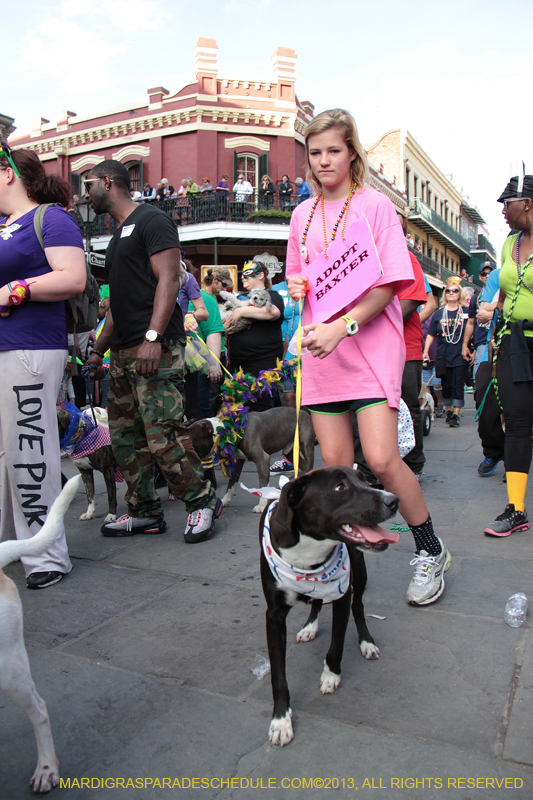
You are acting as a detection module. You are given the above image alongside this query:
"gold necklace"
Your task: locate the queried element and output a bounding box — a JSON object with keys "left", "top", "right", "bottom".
{"left": 320, "top": 185, "right": 356, "bottom": 260}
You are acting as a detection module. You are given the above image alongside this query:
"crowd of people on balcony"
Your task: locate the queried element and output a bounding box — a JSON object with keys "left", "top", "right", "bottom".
{"left": 131, "top": 173, "right": 312, "bottom": 212}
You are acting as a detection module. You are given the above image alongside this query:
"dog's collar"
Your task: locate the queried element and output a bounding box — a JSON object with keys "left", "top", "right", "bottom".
{"left": 262, "top": 503, "right": 350, "bottom": 603}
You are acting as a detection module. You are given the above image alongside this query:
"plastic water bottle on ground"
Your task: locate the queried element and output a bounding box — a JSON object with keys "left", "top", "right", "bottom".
{"left": 504, "top": 593, "right": 528, "bottom": 627}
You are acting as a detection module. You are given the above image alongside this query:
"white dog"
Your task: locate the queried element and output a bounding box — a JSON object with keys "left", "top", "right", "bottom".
{"left": 0, "top": 473, "right": 80, "bottom": 793}
{"left": 219, "top": 288, "right": 273, "bottom": 333}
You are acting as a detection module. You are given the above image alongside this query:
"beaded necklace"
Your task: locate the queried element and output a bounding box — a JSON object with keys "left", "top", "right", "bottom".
{"left": 441, "top": 305, "right": 464, "bottom": 345}
{"left": 300, "top": 185, "right": 356, "bottom": 265}
{"left": 515, "top": 232, "right": 533, "bottom": 295}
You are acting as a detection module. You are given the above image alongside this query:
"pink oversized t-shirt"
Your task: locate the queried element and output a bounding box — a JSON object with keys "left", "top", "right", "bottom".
{"left": 286, "top": 187, "right": 414, "bottom": 409}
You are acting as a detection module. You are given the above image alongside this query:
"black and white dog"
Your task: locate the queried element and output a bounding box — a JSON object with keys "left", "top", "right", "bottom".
{"left": 259, "top": 467, "right": 400, "bottom": 746}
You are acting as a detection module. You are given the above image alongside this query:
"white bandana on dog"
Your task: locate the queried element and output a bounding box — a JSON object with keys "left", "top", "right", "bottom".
{"left": 261, "top": 501, "right": 350, "bottom": 603}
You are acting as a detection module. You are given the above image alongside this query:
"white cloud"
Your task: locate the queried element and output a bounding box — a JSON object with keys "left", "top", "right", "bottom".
{"left": 9, "top": 16, "right": 128, "bottom": 99}
{"left": 60, "top": 0, "right": 170, "bottom": 31}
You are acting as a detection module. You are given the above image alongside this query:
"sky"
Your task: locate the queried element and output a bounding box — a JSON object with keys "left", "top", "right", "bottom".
{"left": 4, "top": 0, "right": 533, "bottom": 257}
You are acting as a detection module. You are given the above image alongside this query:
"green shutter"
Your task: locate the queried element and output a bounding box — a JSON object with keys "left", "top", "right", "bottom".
{"left": 258, "top": 153, "right": 269, "bottom": 180}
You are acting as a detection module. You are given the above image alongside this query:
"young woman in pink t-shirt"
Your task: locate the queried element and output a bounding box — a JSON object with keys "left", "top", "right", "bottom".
{"left": 287, "top": 109, "right": 451, "bottom": 606}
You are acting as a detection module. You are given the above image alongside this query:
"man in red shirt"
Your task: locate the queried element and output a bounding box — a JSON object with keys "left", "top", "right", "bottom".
{"left": 398, "top": 252, "right": 433, "bottom": 478}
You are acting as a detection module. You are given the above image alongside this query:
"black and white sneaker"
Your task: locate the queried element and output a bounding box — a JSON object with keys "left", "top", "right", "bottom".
{"left": 448, "top": 415, "right": 460, "bottom": 428}
{"left": 26, "top": 571, "right": 64, "bottom": 589}
{"left": 184, "top": 497, "right": 223, "bottom": 543}
{"left": 101, "top": 515, "right": 167, "bottom": 537}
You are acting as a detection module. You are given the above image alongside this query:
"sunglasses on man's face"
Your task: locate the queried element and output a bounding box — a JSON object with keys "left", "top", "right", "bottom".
{"left": 84, "top": 177, "right": 113, "bottom": 194}
{"left": 503, "top": 198, "right": 525, "bottom": 210}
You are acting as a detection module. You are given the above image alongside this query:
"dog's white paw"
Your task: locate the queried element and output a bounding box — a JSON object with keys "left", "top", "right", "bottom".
{"left": 104, "top": 513, "right": 116, "bottom": 524}
{"left": 30, "top": 760, "right": 60, "bottom": 793}
{"left": 253, "top": 498, "right": 268, "bottom": 514}
{"left": 269, "top": 709, "right": 293, "bottom": 746}
{"left": 79, "top": 503, "right": 96, "bottom": 521}
{"left": 320, "top": 662, "right": 341, "bottom": 694}
{"left": 221, "top": 491, "right": 233, "bottom": 507}
{"left": 360, "top": 640, "right": 380, "bottom": 660}
{"left": 296, "top": 619, "right": 318, "bottom": 642}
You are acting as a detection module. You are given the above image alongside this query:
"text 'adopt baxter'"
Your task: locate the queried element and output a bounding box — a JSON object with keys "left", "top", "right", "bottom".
{"left": 315, "top": 243, "right": 369, "bottom": 300}
{"left": 305, "top": 216, "right": 383, "bottom": 324}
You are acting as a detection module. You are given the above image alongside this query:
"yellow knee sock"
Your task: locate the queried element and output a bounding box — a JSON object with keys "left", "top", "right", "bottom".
{"left": 506, "top": 472, "right": 528, "bottom": 512}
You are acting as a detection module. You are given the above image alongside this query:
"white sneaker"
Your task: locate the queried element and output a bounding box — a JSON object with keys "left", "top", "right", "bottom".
{"left": 406, "top": 537, "right": 451, "bottom": 606}
{"left": 184, "top": 498, "right": 222, "bottom": 543}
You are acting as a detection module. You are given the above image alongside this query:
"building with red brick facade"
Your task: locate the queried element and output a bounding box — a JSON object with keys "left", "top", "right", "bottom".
{"left": 11, "top": 39, "right": 311, "bottom": 196}
{"left": 8, "top": 39, "right": 409, "bottom": 282}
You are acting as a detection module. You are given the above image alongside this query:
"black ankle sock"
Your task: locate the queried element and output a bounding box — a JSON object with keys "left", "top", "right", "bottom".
{"left": 409, "top": 514, "right": 442, "bottom": 556}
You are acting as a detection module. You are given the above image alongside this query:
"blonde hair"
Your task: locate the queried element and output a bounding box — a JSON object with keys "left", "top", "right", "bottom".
{"left": 440, "top": 283, "right": 466, "bottom": 307}
{"left": 304, "top": 109, "right": 368, "bottom": 195}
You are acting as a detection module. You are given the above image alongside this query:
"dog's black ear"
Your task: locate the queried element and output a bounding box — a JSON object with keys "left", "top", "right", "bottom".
{"left": 270, "top": 474, "right": 312, "bottom": 547}
{"left": 286, "top": 473, "right": 312, "bottom": 508}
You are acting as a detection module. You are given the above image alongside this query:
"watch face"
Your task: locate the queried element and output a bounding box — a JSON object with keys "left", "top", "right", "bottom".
{"left": 348, "top": 320, "right": 358, "bottom": 335}
{"left": 145, "top": 330, "right": 157, "bottom": 342}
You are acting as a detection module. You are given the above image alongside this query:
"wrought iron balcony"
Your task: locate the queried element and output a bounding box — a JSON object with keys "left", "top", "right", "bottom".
{"left": 408, "top": 198, "right": 471, "bottom": 256}
{"left": 75, "top": 191, "right": 299, "bottom": 239}
{"left": 409, "top": 246, "right": 479, "bottom": 288}
{"left": 471, "top": 233, "right": 496, "bottom": 259}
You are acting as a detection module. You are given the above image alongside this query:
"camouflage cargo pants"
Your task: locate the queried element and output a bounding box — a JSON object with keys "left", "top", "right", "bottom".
{"left": 108, "top": 340, "right": 215, "bottom": 519}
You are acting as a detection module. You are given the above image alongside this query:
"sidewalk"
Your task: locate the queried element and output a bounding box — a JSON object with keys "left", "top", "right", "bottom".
{"left": 2, "top": 397, "right": 532, "bottom": 799}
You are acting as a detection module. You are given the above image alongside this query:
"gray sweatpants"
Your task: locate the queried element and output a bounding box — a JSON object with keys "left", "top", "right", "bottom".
{"left": 0, "top": 349, "right": 72, "bottom": 577}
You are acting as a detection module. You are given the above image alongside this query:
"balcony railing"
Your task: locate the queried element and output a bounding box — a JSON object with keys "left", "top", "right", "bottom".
{"left": 408, "top": 198, "right": 471, "bottom": 254}
{"left": 75, "top": 191, "right": 299, "bottom": 239}
{"left": 408, "top": 246, "right": 478, "bottom": 288}
{"left": 472, "top": 233, "right": 496, "bottom": 259}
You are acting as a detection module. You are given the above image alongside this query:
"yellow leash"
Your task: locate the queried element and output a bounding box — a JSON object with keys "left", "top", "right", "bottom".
{"left": 189, "top": 330, "right": 233, "bottom": 379}
{"left": 189, "top": 314, "right": 303, "bottom": 478}
{"left": 293, "top": 299, "right": 303, "bottom": 478}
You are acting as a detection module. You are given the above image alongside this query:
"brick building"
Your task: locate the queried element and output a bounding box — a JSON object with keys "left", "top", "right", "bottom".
{"left": 8, "top": 43, "right": 491, "bottom": 291}
{"left": 8, "top": 40, "right": 409, "bottom": 282}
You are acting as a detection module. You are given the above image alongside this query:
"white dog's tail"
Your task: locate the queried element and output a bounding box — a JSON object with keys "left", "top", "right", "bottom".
{"left": 0, "top": 475, "right": 80, "bottom": 569}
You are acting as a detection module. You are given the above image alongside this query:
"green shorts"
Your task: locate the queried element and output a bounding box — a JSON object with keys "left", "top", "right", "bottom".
{"left": 307, "top": 398, "right": 387, "bottom": 415}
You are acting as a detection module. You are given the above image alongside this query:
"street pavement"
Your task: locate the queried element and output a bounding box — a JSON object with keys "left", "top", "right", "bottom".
{"left": 2, "top": 395, "right": 533, "bottom": 799}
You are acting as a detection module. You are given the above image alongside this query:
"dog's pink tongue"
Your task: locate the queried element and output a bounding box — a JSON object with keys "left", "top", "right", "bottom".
{"left": 347, "top": 524, "right": 400, "bottom": 544}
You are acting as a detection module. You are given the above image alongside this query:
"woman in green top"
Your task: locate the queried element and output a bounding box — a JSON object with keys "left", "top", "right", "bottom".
{"left": 484, "top": 175, "right": 533, "bottom": 537}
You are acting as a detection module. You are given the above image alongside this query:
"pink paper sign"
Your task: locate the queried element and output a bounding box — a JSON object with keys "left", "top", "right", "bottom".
{"left": 305, "top": 216, "right": 383, "bottom": 324}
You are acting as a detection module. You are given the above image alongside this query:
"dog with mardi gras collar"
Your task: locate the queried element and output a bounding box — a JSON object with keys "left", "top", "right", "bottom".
{"left": 258, "top": 466, "right": 400, "bottom": 746}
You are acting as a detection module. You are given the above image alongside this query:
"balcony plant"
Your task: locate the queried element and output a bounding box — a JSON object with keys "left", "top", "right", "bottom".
{"left": 247, "top": 208, "right": 292, "bottom": 224}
